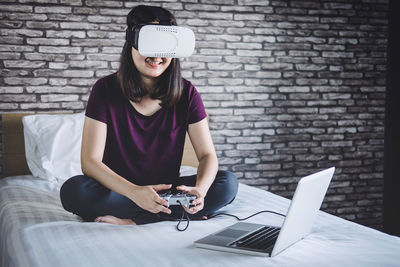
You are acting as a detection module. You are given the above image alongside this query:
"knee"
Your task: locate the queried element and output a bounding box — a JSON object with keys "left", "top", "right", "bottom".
{"left": 60, "top": 175, "right": 87, "bottom": 212}
{"left": 215, "top": 170, "right": 239, "bottom": 201}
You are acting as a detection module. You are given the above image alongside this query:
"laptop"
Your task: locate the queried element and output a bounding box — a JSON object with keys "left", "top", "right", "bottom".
{"left": 194, "top": 167, "right": 335, "bottom": 257}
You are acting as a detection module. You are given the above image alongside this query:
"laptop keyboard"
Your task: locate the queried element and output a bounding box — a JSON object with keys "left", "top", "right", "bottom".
{"left": 229, "top": 226, "right": 280, "bottom": 252}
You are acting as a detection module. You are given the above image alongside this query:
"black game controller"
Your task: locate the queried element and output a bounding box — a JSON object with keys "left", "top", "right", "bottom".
{"left": 159, "top": 190, "right": 196, "bottom": 208}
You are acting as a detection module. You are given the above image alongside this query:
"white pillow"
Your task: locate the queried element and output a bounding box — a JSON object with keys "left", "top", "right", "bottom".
{"left": 23, "top": 113, "right": 84, "bottom": 183}
{"left": 179, "top": 166, "right": 197, "bottom": 177}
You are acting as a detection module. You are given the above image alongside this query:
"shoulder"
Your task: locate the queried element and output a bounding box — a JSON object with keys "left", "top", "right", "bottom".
{"left": 180, "top": 78, "right": 206, "bottom": 123}
{"left": 90, "top": 72, "right": 120, "bottom": 99}
{"left": 181, "top": 78, "right": 201, "bottom": 101}
{"left": 182, "top": 78, "right": 196, "bottom": 92}
{"left": 92, "top": 72, "right": 118, "bottom": 92}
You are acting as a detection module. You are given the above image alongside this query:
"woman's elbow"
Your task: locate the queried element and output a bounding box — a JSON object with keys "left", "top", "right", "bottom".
{"left": 80, "top": 156, "right": 101, "bottom": 176}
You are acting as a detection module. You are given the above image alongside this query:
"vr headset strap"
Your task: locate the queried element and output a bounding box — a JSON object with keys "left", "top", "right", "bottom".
{"left": 154, "top": 7, "right": 172, "bottom": 25}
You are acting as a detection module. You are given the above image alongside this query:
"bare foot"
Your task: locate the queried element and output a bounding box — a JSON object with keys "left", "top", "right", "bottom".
{"left": 94, "top": 215, "right": 136, "bottom": 225}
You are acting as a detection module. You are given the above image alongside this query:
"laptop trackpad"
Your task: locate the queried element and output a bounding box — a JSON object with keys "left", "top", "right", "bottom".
{"left": 216, "top": 223, "right": 266, "bottom": 239}
{"left": 216, "top": 229, "right": 248, "bottom": 238}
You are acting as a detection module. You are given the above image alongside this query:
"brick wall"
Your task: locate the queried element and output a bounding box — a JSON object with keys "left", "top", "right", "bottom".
{"left": 0, "top": 0, "right": 388, "bottom": 230}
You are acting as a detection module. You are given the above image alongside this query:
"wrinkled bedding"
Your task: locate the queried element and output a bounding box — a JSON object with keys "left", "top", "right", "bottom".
{"left": 1, "top": 175, "right": 399, "bottom": 267}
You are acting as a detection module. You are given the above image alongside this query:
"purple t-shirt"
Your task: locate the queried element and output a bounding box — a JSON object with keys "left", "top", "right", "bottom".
{"left": 85, "top": 72, "right": 207, "bottom": 186}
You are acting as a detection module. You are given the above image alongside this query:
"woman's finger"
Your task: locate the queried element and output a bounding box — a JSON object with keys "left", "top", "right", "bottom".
{"left": 153, "top": 184, "right": 172, "bottom": 192}
{"left": 159, "top": 205, "right": 172, "bottom": 214}
{"left": 176, "top": 185, "right": 190, "bottom": 193}
{"left": 191, "top": 197, "right": 203, "bottom": 206}
{"left": 155, "top": 196, "right": 169, "bottom": 207}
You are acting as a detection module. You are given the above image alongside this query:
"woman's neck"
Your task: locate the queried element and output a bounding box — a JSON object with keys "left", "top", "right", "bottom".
{"left": 141, "top": 76, "right": 158, "bottom": 94}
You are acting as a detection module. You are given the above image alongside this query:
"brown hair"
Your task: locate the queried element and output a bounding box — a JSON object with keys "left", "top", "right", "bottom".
{"left": 117, "top": 5, "right": 183, "bottom": 108}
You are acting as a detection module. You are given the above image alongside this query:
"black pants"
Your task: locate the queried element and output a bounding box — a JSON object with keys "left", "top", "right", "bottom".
{"left": 60, "top": 171, "right": 238, "bottom": 225}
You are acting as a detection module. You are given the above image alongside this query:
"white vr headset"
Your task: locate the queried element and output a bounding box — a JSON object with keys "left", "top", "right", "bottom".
{"left": 126, "top": 24, "right": 195, "bottom": 58}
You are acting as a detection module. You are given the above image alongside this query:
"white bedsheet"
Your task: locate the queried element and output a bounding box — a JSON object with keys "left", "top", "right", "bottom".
{"left": 1, "top": 175, "right": 399, "bottom": 267}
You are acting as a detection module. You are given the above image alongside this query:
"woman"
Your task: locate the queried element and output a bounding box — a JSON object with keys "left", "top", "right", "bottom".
{"left": 60, "top": 5, "right": 238, "bottom": 225}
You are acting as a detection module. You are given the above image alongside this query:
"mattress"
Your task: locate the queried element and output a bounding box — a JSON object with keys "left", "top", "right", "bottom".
{"left": 1, "top": 175, "right": 399, "bottom": 267}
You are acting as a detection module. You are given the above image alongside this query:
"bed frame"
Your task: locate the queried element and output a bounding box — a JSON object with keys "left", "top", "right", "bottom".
{"left": 1, "top": 113, "right": 199, "bottom": 178}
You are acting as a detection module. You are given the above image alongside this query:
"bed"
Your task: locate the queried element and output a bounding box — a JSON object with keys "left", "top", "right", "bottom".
{"left": 1, "top": 113, "right": 399, "bottom": 267}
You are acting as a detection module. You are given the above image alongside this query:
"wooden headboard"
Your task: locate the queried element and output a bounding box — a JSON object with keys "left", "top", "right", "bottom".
{"left": 1, "top": 113, "right": 199, "bottom": 178}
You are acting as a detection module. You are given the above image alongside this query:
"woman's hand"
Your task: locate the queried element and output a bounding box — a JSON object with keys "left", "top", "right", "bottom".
{"left": 176, "top": 185, "right": 207, "bottom": 215}
{"left": 130, "top": 184, "right": 172, "bottom": 214}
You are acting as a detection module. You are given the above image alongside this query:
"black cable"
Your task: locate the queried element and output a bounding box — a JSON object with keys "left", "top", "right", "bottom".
{"left": 176, "top": 200, "right": 190, "bottom": 231}
{"left": 174, "top": 209, "right": 286, "bottom": 231}
{"left": 207, "top": 210, "right": 286, "bottom": 221}
{"left": 157, "top": 203, "right": 286, "bottom": 231}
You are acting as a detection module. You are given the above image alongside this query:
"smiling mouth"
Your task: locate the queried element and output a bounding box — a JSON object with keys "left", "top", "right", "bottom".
{"left": 145, "top": 58, "right": 163, "bottom": 65}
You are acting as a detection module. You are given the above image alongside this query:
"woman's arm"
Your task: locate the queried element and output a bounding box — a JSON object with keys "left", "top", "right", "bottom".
{"left": 188, "top": 117, "right": 218, "bottom": 196}
{"left": 177, "top": 117, "right": 218, "bottom": 214}
{"left": 81, "top": 116, "right": 171, "bottom": 214}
